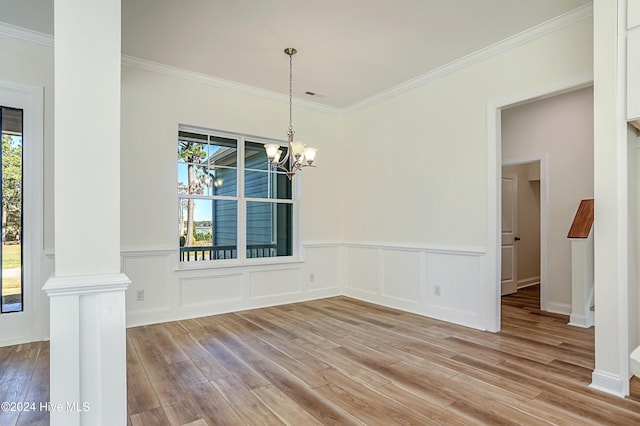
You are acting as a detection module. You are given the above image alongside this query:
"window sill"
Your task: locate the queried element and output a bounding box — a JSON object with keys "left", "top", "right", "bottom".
{"left": 174, "top": 256, "right": 305, "bottom": 272}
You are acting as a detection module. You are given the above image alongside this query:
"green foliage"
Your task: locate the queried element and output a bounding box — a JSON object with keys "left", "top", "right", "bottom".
{"left": 194, "top": 231, "right": 212, "bottom": 242}
{"left": 2, "top": 135, "right": 22, "bottom": 242}
{"left": 178, "top": 141, "right": 207, "bottom": 165}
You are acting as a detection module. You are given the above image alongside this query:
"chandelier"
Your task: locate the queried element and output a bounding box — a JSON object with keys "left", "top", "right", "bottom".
{"left": 264, "top": 48, "right": 317, "bottom": 179}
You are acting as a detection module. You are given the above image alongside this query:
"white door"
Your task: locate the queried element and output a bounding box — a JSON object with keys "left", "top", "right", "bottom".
{"left": 0, "top": 84, "right": 42, "bottom": 346}
{"left": 501, "top": 171, "right": 518, "bottom": 296}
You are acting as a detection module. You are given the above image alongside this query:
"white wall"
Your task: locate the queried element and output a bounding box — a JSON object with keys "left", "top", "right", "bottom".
{"left": 0, "top": 13, "right": 595, "bottom": 334}
{"left": 120, "top": 65, "right": 345, "bottom": 326}
{"left": 0, "top": 35, "right": 54, "bottom": 252}
{"left": 340, "top": 17, "right": 593, "bottom": 329}
{"left": 502, "top": 87, "right": 594, "bottom": 312}
{"left": 0, "top": 34, "right": 54, "bottom": 340}
{"left": 630, "top": 125, "right": 639, "bottom": 357}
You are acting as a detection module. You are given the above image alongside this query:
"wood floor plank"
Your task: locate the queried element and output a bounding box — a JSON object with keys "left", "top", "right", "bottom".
{"left": 212, "top": 374, "right": 284, "bottom": 425}
{"left": 0, "top": 345, "right": 40, "bottom": 426}
{"left": 126, "top": 335, "right": 161, "bottom": 416}
{"left": 14, "top": 343, "right": 49, "bottom": 426}
{"left": 7, "top": 284, "right": 640, "bottom": 426}
{"left": 129, "top": 406, "right": 171, "bottom": 426}
{"left": 314, "top": 366, "right": 440, "bottom": 425}
{"left": 251, "top": 384, "right": 325, "bottom": 426}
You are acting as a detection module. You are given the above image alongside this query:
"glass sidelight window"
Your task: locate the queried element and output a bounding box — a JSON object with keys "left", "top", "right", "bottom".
{"left": 1, "top": 106, "right": 23, "bottom": 313}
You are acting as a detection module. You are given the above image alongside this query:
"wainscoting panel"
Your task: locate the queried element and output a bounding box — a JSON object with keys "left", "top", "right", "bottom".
{"left": 123, "top": 244, "right": 341, "bottom": 327}
{"left": 344, "top": 246, "right": 380, "bottom": 295}
{"left": 424, "top": 251, "right": 484, "bottom": 327}
{"left": 250, "top": 268, "right": 302, "bottom": 299}
{"left": 122, "top": 252, "right": 172, "bottom": 320}
{"left": 303, "top": 244, "right": 341, "bottom": 291}
{"left": 381, "top": 249, "right": 420, "bottom": 303}
{"left": 179, "top": 273, "right": 243, "bottom": 308}
{"left": 342, "top": 242, "right": 487, "bottom": 330}
{"left": 121, "top": 244, "right": 486, "bottom": 329}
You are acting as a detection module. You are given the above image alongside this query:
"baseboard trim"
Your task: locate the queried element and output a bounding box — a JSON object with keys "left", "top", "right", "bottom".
{"left": 517, "top": 276, "right": 540, "bottom": 289}
{"left": 546, "top": 301, "right": 571, "bottom": 315}
{"left": 568, "top": 313, "right": 594, "bottom": 328}
{"left": 590, "top": 369, "right": 628, "bottom": 397}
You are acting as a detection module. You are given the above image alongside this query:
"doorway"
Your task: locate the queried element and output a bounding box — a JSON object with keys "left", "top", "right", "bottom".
{"left": 491, "top": 85, "right": 594, "bottom": 332}
{"left": 501, "top": 161, "right": 542, "bottom": 303}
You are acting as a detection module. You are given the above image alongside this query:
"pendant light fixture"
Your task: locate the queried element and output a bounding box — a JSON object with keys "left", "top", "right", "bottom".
{"left": 264, "top": 48, "right": 317, "bottom": 179}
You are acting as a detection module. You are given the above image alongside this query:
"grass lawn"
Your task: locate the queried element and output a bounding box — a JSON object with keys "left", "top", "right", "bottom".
{"left": 2, "top": 275, "right": 21, "bottom": 296}
{"left": 2, "top": 244, "right": 22, "bottom": 296}
{"left": 2, "top": 244, "right": 21, "bottom": 269}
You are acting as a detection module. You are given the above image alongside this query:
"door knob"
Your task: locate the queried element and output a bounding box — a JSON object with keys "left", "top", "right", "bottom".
{"left": 514, "top": 236, "right": 521, "bottom": 241}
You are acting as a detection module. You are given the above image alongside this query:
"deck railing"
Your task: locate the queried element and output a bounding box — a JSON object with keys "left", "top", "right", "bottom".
{"left": 180, "top": 244, "right": 277, "bottom": 261}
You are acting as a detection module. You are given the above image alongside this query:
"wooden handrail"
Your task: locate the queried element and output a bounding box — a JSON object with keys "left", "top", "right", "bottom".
{"left": 567, "top": 199, "right": 594, "bottom": 238}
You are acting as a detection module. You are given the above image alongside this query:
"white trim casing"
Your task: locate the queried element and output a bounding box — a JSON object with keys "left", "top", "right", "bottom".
{"left": 487, "top": 73, "right": 593, "bottom": 333}
{"left": 0, "top": 80, "right": 45, "bottom": 346}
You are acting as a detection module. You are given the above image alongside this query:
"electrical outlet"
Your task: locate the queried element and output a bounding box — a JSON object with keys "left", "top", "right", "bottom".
{"left": 434, "top": 285, "right": 441, "bottom": 296}
{"left": 309, "top": 273, "right": 315, "bottom": 282}
{"left": 136, "top": 290, "right": 145, "bottom": 301}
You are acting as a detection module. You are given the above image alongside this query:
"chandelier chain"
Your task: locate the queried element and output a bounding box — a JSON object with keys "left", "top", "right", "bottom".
{"left": 288, "top": 52, "right": 293, "bottom": 133}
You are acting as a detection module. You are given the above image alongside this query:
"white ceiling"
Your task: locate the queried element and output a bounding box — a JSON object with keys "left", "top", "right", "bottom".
{"left": 0, "top": 0, "right": 591, "bottom": 108}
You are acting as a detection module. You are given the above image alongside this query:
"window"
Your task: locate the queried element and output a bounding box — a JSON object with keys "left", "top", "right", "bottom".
{"left": 1, "top": 107, "right": 23, "bottom": 313}
{"left": 178, "top": 127, "right": 295, "bottom": 263}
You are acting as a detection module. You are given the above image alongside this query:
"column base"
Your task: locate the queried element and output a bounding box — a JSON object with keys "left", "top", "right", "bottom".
{"left": 43, "top": 273, "right": 129, "bottom": 426}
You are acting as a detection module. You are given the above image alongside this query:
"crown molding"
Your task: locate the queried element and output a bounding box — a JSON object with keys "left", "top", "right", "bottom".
{"left": 343, "top": 3, "right": 594, "bottom": 113}
{"left": 0, "top": 20, "right": 338, "bottom": 117}
{"left": 0, "top": 3, "right": 593, "bottom": 115}
{"left": 121, "top": 55, "right": 342, "bottom": 116}
{"left": 0, "top": 21, "right": 53, "bottom": 47}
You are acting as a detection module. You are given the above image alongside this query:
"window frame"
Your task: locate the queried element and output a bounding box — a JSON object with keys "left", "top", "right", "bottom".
{"left": 177, "top": 125, "right": 301, "bottom": 269}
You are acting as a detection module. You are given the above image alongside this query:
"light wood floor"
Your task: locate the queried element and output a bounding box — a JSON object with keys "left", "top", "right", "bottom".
{"left": 3, "top": 286, "right": 640, "bottom": 425}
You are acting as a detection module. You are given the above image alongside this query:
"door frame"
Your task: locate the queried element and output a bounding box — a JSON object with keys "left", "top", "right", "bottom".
{"left": 0, "top": 80, "right": 44, "bottom": 346}
{"left": 485, "top": 76, "right": 591, "bottom": 332}
{"left": 502, "top": 156, "right": 548, "bottom": 308}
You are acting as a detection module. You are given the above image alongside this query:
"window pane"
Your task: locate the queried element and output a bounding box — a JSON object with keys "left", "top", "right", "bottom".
{"left": 244, "top": 141, "right": 291, "bottom": 199}
{"left": 179, "top": 132, "right": 238, "bottom": 197}
{"left": 245, "top": 170, "right": 292, "bottom": 199}
{"left": 245, "top": 140, "right": 270, "bottom": 171}
{"left": 179, "top": 198, "right": 237, "bottom": 261}
{"left": 1, "top": 107, "right": 23, "bottom": 313}
{"left": 246, "top": 201, "right": 292, "bottom": 258}
{"left": 210, "top": 166, "right": 237, "bottom": 196}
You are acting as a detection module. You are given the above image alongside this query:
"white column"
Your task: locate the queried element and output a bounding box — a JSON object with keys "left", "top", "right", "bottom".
{"left": 592, "top": 0, "right": 631, "bottom": 397}
{"left": 43, "top": 0, "right": 129, "bottom": 425}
